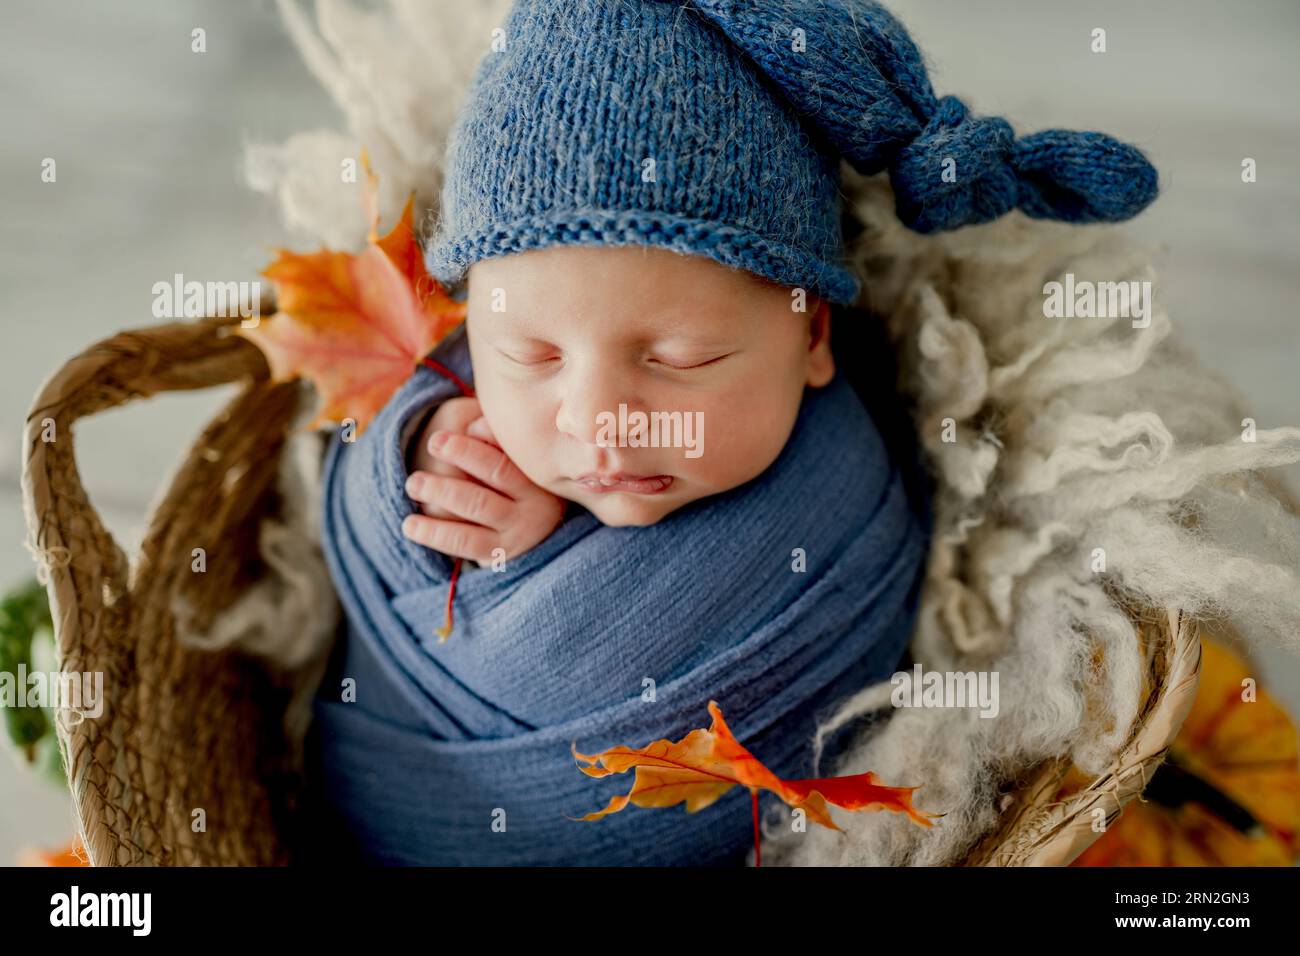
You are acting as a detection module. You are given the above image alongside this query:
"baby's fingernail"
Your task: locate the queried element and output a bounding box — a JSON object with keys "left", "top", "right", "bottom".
{"left": 401, "top": 515, "right": 418, "bottom": 537}
{"left": 429, "top": 430, "right": 449, "bottom": 451}
{"left": 405, "top": 474, "right": 421, "bottom": 496}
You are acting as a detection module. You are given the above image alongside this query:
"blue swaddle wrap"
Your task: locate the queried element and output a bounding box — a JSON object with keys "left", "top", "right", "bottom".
{"left": 307, "top": 325, "right": 930, "bottom": 865}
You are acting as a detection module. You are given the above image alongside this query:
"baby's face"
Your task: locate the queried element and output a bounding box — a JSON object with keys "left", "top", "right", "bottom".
{"left": 464, "top": 245, "right": 833, "bottom": 526}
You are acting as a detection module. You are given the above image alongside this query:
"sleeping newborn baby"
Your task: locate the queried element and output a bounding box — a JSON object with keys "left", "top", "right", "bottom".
{"left": 400, "top": 242, "right": 836, "bottom": 562}
{"left": 304, "top": 0, "right": 1156, "bottom": 867}
{"left": 309, "top": 232, "right": 931, "bottom": 866}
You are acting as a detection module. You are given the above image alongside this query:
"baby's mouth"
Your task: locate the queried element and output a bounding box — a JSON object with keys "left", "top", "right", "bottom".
{"left": 572, "top": 472, "right": 674, "bottom": 495}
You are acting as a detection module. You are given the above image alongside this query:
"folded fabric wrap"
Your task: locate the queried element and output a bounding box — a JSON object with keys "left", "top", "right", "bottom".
{"left": 306, "top": 325, "right": 930, "bottom": 865}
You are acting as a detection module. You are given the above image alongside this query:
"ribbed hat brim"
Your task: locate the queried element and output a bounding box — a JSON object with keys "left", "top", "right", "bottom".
{"left": 426, "top": 208, "right": 861, "bottom": 307}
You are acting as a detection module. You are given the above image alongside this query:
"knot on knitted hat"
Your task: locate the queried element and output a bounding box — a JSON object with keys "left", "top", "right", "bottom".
{"left": 667, "top": 0, "right": 1160, "bottom": 235}
{"left": 890, "top": 95, "right": 1017, "bottom": 233}
{"left": 889, "top": 95, "right": 1159, "bottom": 233}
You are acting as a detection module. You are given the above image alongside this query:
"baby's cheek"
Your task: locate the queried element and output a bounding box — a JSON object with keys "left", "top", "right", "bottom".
{"left": 502, "top": 423, "right": 558, "bottom": 486}
{"left": 685, "top": 397, "right": 791, "bottom": 489}
{"left": 474, "top": 389, "right": 534, "bottom": 457}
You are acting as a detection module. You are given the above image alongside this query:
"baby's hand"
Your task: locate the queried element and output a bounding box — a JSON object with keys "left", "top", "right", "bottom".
{"left": 408, "top": 396, "right": 488, "bottom": 494}
{"left": 403, "top": 397, "right": 566, "bottom": 566}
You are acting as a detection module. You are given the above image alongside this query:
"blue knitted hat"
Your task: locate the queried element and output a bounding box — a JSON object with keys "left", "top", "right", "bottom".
{"left": 426, "top": 0, "right": 1159, "bottom": 307}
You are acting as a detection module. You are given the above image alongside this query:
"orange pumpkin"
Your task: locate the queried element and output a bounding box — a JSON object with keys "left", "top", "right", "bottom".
{"left": 1071, "top": 635, "right": 1300, "bottom": 866}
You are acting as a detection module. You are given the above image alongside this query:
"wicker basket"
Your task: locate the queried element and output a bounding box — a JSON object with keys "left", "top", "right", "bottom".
{"left": 22, "top": 313, "right": 1208, "bottom": 866}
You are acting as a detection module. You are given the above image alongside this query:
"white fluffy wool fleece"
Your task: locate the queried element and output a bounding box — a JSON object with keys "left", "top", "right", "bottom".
{"left": 758, "top": 172, "right": 1300, "bottom": 866}
{"left": 246, "top": 0, "right": 515, "bottom": 251}
{"left": 245, "top": 0, "right": 1300, "bottom": 866}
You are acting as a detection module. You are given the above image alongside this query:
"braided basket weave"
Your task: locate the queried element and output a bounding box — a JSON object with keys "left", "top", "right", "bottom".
{"left": 21, "top": 312, "right": 1209, "bottom": 866}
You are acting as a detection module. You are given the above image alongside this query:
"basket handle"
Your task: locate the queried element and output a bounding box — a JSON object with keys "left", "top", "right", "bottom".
{"left": 21, "top": 315, "right": 294, "bottom": 865}
{"left": 21, "top": 316, "right": 271, "bottom": 661}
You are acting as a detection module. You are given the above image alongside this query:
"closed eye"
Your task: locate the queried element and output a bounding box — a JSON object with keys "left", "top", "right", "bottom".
{"left": 498, "top": 349, "right": 558, "bottom": 366}
{"left": 649, "top": 352, "right": 735, "bottom": 370}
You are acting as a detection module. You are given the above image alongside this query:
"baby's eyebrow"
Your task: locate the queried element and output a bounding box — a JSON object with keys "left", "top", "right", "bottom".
{"left": 477, "top": 299, "right": 741, "bottom": 344}
{"left": 477, "top": 309, "right": 556, "bottom": 337}
{"left": 648, "top": 334, "right": 737, "bottom": 350}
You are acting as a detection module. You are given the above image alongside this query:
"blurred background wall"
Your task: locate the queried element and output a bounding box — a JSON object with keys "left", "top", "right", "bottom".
{"left": 2, "top": 0, "right": 1297, "bottom": 862}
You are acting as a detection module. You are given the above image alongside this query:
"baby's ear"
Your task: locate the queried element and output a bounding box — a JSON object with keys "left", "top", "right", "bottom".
{"left": 806, "top": 298, "right": 834, "bottom": 387}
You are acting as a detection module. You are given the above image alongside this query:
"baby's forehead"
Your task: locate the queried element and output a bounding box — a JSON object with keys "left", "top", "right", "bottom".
{"left": 464, "top": 249, "right": 791, "bottom": 338}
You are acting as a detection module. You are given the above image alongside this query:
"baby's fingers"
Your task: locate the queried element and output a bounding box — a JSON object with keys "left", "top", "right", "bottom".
{"left": 401, "top": 513, "right": 497, "bottom": 563}
{"left": 406, "top": 471, "right": 513, "bottom": 529}
{"left": 465, "top": 415, "right": 497, "bottom": 445}
{"left": 428, "top": 430, "right": 530, "bottom": 498}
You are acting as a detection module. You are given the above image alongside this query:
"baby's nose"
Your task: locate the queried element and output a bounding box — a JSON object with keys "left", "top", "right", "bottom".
{"left": 556, "top": 384, "right": 638, "bottom": 447}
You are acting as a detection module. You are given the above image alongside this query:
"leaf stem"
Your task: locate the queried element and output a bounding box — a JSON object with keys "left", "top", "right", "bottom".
{"left": 435, "top": 557, "right": 462, "bottom": 642}
{"left": 420, "top": 352, "right": 475, "bottom": 642}
{"left": 420, "top": 357, "right": 475, "bottom": 398}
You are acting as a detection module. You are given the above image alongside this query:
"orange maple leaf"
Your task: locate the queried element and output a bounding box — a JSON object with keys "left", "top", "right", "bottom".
{"left": 569, "top": 699, "right": 941, "bottom": 864}
{"left": 16, "top": 834, "right": 88, "bottom": 867}
{"left": 238, "top": 156, "right": 465, "bottom": 436}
